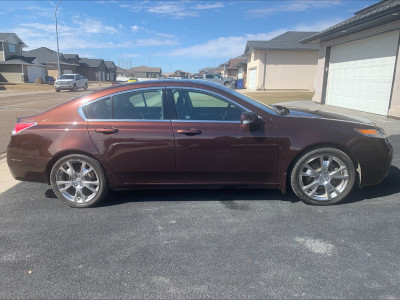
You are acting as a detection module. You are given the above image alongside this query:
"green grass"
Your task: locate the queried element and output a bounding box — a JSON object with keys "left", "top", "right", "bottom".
{"left": 238, "top": 90, "right": 314, "bottom": 105}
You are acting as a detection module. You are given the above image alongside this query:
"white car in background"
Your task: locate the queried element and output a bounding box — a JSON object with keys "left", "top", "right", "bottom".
{"left": 55, "top": 74, "right": 88, "bottom": 92}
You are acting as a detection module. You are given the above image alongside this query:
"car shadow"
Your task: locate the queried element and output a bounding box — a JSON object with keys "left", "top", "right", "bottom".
{"left": 43, "top": 165, "right": 400, "bottom": 208}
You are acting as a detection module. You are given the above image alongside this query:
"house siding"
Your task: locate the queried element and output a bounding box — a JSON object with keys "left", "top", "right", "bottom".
{"left": 312, "top": 19, "right": 400, "bottom": 118}
{"left": 0, "top": 64, "right": 24, "bottom": 82}
{"left": 245, "top": 51, "right": 265, "bottom": 90}
{"left": 265, "top": 50, "right": 318, "bottom": 90}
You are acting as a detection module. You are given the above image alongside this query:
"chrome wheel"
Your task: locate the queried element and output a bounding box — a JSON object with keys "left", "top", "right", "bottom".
{"left": 55, "top": 158, "right": 100, "bottom": 204}
{"left": 298, "top": 153, "right": 350, "bottom": 201}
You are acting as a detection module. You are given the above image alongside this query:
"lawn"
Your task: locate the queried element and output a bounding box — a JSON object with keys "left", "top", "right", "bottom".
{"left": 238, "top": 90, "right": 314, "bottom": 105}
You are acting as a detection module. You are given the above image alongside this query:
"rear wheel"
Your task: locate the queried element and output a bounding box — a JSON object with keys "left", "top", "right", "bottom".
{"left": 84, "top": 83, "right": 88, "bottom": 90}
{"left": 55, "top": 89, "right": 60, "bottom": 92}
{"left": 72, "top": 84, "right": 77, "bottom": 92}
{"left": 290, "top": 147, "right": 355, "bottom": 205}
{"left": 50, "top": 154, "right": 109, "bottom": 208}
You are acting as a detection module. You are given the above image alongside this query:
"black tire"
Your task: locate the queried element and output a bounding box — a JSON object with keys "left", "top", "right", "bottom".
{"left": 84, "top": 83, "right": 88, "bottom": 90}
{"left": 72, "top": 84, "right": 77, "bottom": 92}
{"left": 224, "top": 81, "right": 230, "bottom": 87}
{"left": 290, "top": 147, "right": 355, "bottom": 206}
{"left": 50, "top": 154, "right": 109, "bottom": 208}
{"left": 55, "top": 89, "right": 60, "bottom": 92}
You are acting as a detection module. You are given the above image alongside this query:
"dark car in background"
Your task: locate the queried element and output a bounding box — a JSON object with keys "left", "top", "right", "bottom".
{"left": 7, "top": 80, "right": 392, "bottom": 207}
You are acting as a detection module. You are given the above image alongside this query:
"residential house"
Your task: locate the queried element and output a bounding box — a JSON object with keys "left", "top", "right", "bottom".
{"left": 0, "top": 33, "right": 48, "bottom": 83}
{"left": 24, "top": 47, "right": 78, "bottom": 78}
{"left": 116, "top": 65, "right": 126, "bottom": 78}
{"left": 77, "top": 58, "right": 108, "bottom": 81}
{"left": 222, "top": 55, "right": 247, "bottom": 79}
{"left": 105, "top": 61, "right": 116, "bottom": 82}
{"left": 132, "top": 65, "right": 162, "bottom": 78}
{"left": 198, "top": 67, "right": 217, "bottom": 75}
{"left": 244, "top": 31, "right": 319, "bottom": 90}
{"left": 302, "top": 0, "right": 400, "bottom": 118}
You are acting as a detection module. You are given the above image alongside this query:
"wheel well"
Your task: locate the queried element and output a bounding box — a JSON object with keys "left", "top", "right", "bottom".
{"left": 286, "top": 143, "right": 360, "bottom": 185}
{"left": 45, "top": 150, "right": 104, "bottom": 184}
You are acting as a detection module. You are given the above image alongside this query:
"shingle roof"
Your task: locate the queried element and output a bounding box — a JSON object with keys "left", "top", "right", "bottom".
{"left": 0, "top": 33, "right": 27, "bottom": 46}
{"left": 245, "top": 31, "right": 319, "bottom": 53}
{"left": 105, "top": 61, "right": 116, "bottom": 70}
{"left": 78, "top": 58, "right": 105, "bottom": 68}
{"left": 23, "top": 47, "right": 78, "bottom": 65}
{"left": 64, "top": 54, "right": 80, "bottom": 60}
{"left": 0, "top": 55, "right": 45, "bottom": 65}
{"left": 301, "top": 0, "right": 400, "bottom": 43}
{"left": 133, "top": 65, "right": 161, "bottom": 72}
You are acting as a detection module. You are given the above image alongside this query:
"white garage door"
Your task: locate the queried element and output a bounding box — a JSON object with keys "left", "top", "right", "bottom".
{"left": 63, "top": 69, "right": 73, "bottom": 74}
{"left": 27, "top": 66, "right": 45, "bottom": 83}
{"left": 326, "top": 31, "right": 399, "bottom": 115}
{"left": 248, "top": 69, "right": 257, "bottom": 90}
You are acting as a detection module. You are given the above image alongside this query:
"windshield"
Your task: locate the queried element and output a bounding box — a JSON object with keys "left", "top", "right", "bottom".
{"left": 59, "top": 75, "right": 75, "bottom": 80}
{"left": 216, "top": 84, "right": 280, "bottom": 115}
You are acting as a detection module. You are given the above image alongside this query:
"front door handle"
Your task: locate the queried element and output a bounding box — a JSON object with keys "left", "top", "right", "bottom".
{"left": 177, "top": 128, "right": 202, "bottom": 135}
{"left": 95, "top": 127, "right": 119, "bottom": 134}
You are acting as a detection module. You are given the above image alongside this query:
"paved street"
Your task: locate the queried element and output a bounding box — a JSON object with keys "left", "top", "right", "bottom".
{"left": 0, "top": 84, "right": 108, "bottom": 155}
{"left": 0, "top": 96, "right": 399, "bottom": 299}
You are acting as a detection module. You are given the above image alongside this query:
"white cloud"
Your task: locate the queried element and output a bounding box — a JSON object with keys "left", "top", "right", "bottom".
{"left": 194, "top": 3, "right": 224, "bottom": 10}
{"left": 293, "top": 18, "right": 345, "bottom": 32}
{"left": 72, "top": 17, "right": 118, "bottom": 34}
{"left": 131, "top": 25, "right": 141, "bottom": 33}
{"left": 136, "top": 38, "right": 178, "bottom": 47}
{"left": 121, "top": 53, "right": 140, "bottom": 58}
{"left": 247, "top": 0, "right": 343, "bottom": 17}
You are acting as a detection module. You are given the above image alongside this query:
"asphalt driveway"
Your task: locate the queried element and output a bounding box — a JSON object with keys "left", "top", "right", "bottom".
{"left": 0, "top": 101, "right": 399, "bottom": 299}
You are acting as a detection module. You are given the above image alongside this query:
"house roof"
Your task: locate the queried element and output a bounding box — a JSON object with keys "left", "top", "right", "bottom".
{"left": 133, "top": 65, "right": 162, "bottom": 72}
{"left": 301, "top": 0, "right": 400, "bottom": 44}
{"left": 0, "top": 33, "right": 27, "bottom": 47}
{"left": 105, "top": 61, "right": 116, "bottom": 70}
{"left": 23, "top": 47, "right": 78, "bottom": 65}
{"left": 64, "top": 54, "right": 80, "bottom": 60}
{"left": 245, "top": 31, "right": 319, "bottom": 53}
{"left": 0, "top": 55, "right": 45, "bottom": 66}
{"left": 116, "top": 66, "right": 125, "bottom": 72}
{"left": 78, "top": 58, "right": 105, "bottom": 68}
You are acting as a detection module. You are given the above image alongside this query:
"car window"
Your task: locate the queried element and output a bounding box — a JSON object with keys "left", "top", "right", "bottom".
{"left": 85, "top": 97, "right": 112, "bottom": 120}
{"left": 114, "top": 90, "right": 163, "bottom": 120}
{"left": 172, "top": 89, "right": 244, "bottom": 121}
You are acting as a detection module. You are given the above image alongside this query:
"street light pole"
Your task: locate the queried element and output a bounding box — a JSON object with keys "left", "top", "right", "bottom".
{"left": 55, "top": 0, "right": 63, "bottom": 79}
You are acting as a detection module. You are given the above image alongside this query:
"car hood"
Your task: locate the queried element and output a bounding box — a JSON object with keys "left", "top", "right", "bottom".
{"left": 56, "top": 79, "right": 74, "bottom": 82}
{"left": 281, "top": 106, "right": 373, "bottom": 125}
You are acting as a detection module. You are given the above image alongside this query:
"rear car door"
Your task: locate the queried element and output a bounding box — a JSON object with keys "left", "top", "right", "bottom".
{"left": 168, "top": 88, "right": 279, "bottom": 184}
{"left": 84, "top": 88, "right": 175, "bottom": 184}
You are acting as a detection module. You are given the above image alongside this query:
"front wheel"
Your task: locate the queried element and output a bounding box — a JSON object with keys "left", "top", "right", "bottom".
{"left": 84, "top": 83, "right": 88, "bottom": 90}
{"left": 290, "top": 147, "right": 356, "bottom": 205}
{"left": 50, "top": 154, "right": 109, "bottom": 208}
{"left": 71, "top": 84, "right": 77, "bottom": 92}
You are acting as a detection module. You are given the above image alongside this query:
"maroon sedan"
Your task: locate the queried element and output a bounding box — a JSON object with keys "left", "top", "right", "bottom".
{"left": 7, "top": 80, "right": 392, "bottom": 207}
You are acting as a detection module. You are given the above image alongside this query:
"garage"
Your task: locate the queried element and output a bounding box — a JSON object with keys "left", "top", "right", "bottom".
{"left": 326, "top": 31, "right": 399, "bottom": 115}
{"left": 27, "top": 65, "right": 46, "bottom": 83}
{"left": 248, "top": 69, "right": 257, "bottom": 90}
{"left": 63, "top": 69, "right": 73, "bottom": 74}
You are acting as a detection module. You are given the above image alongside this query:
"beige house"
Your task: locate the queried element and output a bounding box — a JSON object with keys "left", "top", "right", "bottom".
{"left": 244, "top": 31, "right": 319, "bottom": 90}
{"left": 0, "top": 33, "right": 48, "bottom": 83}
{"left": 302, "top": 0, "right": 400, "bottom": 118}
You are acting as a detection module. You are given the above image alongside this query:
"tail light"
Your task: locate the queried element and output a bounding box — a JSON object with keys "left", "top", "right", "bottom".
{"left": 12, "top": 122, "right": 37, "bottom": 135}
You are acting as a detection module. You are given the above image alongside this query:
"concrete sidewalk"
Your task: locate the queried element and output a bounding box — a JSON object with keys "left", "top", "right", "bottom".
{"left": 0, "top": 157, "right": 19, "bottom": 194}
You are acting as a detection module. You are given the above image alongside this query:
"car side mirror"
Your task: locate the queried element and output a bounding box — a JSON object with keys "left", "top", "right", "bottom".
{"left": 241, "top": 112, "right": 258, "bottom": 125}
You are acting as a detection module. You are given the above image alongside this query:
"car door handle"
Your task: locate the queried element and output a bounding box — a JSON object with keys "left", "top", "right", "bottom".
{"left": 177, "top": 128, "right": 202, "bottom": 135}
{"left": 95, "top": 127, "right": 119, "bottom": 134}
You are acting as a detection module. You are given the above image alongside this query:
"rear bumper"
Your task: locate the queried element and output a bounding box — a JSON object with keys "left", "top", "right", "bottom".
{"left": 7, "top": 145, "right": 50, "bottom": 184}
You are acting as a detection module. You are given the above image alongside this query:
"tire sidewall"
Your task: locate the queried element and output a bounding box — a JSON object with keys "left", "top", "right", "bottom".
{"left": 50, "top": 154, "right": 109, "bottom": 208}
{"left": 290, "top": 147, "right": 356, "bottom": 206}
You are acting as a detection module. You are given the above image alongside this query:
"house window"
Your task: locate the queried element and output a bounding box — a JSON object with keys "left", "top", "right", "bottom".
{"left": 8, "top": 44, "right": 16, "bottom": 53}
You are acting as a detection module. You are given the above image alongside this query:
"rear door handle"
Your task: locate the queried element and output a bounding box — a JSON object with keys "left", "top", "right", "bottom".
{"left": 177, "top": 128, "right": 202, "bottom": 135}
{"left": 95, "top": 127, "right": 119, "bottom": 134}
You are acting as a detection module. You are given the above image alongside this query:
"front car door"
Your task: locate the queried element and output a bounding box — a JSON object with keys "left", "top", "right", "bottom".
{"left": 167, "top": 87, "right": 279, "bottom": 185}
{"left": 84, "top": 88, "right": 175, "bottom": 184}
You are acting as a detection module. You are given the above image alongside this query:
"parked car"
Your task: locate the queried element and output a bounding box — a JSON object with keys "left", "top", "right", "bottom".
{"left": 195, "top": 74, "right": 233, "bottom": 86}
{"left": 54, "top": 74, "right": 88, "bottom": 92}
{"left": 7, "top": 80, "right": 392, "bottom": 208}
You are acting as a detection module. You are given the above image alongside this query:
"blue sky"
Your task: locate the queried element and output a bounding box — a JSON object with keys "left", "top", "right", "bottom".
{"left": 1, "top": 0, "right": 375, "bottom": 73}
